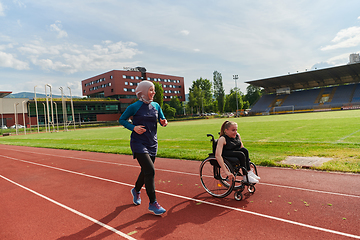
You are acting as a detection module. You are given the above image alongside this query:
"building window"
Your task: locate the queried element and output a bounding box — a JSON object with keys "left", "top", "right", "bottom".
{"left": 110, "top": 75, "right": 113, "bottom": 79}
{"left": 125, "top": 82, "right": 128, "bottom": 85}
{"left": 124, "top": 88, "right": 127, "bottom": 91}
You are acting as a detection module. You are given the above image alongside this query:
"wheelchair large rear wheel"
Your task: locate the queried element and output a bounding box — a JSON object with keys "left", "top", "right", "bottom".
{"left": 199, "top": 157, "right": 235, "bottom": 198}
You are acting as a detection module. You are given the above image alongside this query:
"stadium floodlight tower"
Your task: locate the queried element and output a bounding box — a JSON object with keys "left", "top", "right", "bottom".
{"left": 233, "top": 74, "right": 239, "bottom": 117}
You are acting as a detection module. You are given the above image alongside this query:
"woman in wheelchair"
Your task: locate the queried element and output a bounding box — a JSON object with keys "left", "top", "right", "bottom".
{"left": 215, "top": 120, "right": 260, "bottom": 184}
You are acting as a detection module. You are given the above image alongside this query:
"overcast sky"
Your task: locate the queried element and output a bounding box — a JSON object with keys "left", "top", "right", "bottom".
{"left": 1, "top": 0, "right": 360, "bottom": 97}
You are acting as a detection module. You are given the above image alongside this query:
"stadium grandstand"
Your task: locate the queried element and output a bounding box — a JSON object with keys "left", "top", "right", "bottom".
{"left": 246, "top": 55, "right": 360, "bottom": 115}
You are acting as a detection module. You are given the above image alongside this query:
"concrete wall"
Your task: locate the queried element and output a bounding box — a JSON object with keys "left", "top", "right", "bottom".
{"left": 0, "top": 98, "right": 29, "bottom": 114}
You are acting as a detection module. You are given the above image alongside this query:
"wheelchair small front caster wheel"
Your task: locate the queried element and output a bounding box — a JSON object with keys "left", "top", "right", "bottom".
{"left": 234, "top": 191, "right": 243, "bottom": 201}
{"left": 248, "top": 185, "right": 256, "bottom": 193}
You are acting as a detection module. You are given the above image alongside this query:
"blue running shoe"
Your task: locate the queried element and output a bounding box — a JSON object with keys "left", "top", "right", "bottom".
{"left": 131, "top": 188, "right": 141, "bottom": 205}
{"left": 148, "top": 201, "right": 166, "bottom": 215}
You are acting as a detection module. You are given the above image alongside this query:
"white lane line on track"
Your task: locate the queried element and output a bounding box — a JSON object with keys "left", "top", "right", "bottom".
{"left": 2, "top": 149, "right": 360, "bottom": 199}
{"left": 2, "top": 154, "right": 360, "bottom": 239}
{"left": 0, "top": 174, "right": 136, "bottom": 240}
{"left": 260, "top": 182, "right": 360, "bottom": 199}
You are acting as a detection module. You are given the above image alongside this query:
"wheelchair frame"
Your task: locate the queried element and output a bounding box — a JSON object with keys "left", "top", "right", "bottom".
{"left": 199, "top": 134, "right": 258, "bottom": 201}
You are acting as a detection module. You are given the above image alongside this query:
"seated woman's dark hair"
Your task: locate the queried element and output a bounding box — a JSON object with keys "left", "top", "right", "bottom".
{"left": 220, "top": 121, "right": 237, "bottom": 136}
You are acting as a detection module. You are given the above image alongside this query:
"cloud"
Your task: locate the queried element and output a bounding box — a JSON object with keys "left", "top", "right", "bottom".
{"left": 50, "top": 21, "right": 68, "bottom": 38}
{"left": 17, "top": 40, "right": 142, "bottom": 74}
{"left": 0, "top": 2, "right": 5, "bottom": 16}
{"left": 13, "top": 0, "right": 26, "bottom": 8}
{"left": 18, "top": 41, "right": 62, "bottom": 55}
{"left": 321, "top": 26, "right": 360, "bottom": 51}
{"left": 0, "top": 51, "right": 30, "bottom": 70}
{"left": 180, "top": 30, "right": 190, "bottom": 36}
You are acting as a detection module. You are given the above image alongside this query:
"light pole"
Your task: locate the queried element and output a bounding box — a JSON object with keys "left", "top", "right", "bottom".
{"left": 45, "top": 84, "right": 54, "bottom": 132}
{"left": 59, "top": 87, "right": 67, "bottom": 131}
{"left": 14, "top": 102, "right": 19, "bottom": 135}
{"left": 68, "top": 87, "right": 75, "bottom": 130}
{"left": 22, "top": 100, "right": 27, "bottom": 135}
{"left": 34, "top": 86, "right": 39, "bottom": 133}
{"left": 42, "top": 102, "right": 47, "bottom": 132}
{"left": 27, "top": 102, "right": 31, "bottom": 133}
{"left": 233, "top": 75, "right": 239, "bottom": 117}
{"left": 54, "top": 102, "right": 59, "bottom": 132}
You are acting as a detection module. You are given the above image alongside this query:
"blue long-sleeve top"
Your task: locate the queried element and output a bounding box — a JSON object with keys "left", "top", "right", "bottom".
{"left": 119, "top": 100, "right": 166, "bottom": 157}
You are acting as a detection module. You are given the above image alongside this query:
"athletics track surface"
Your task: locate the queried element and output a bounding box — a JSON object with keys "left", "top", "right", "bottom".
{"left": 0, "top": 144, "right": 359, "bottom": 240}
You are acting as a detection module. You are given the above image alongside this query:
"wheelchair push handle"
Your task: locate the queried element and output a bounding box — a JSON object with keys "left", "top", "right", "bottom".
{"left": 207, "top": 134, "right": 215, "bottom": 142}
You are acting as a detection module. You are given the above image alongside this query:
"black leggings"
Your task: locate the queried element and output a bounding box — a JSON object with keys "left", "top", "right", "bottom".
{"left": 222, "top": 147, "right": 250, "bottom": 171}
{"left": 134, "top": 153, "right": 156, "bottom": 203}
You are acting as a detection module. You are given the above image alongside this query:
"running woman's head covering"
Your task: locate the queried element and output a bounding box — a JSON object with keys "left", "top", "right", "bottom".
{"left": 135, "top": 80, "right": 155, "bottom": 104}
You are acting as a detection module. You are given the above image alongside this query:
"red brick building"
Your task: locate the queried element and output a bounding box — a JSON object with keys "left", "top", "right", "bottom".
{"left": 81, "top": 68, "right": 185, "bottom": 111}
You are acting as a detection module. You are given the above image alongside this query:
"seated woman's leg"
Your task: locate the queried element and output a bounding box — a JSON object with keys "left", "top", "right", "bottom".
{"left": 222, "top": 151, "right": 246, "bottom": 169}
{"left": 239, "top": 148, "right": 250, "bottom": 171}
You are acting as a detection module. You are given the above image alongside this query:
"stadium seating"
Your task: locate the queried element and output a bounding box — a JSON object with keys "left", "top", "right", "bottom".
{"left": 249, "top": 83, "right": 360, "bottom": 115}
{"left": 351, "top": 83, "right": 360, "bottom": 103}
{"left": 330, "top": 84, "right": 354, "bottom": 107}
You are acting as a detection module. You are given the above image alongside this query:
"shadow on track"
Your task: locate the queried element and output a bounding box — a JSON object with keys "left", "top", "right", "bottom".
{"left": 58, "top": 192, "right": 251, "bottom": 240}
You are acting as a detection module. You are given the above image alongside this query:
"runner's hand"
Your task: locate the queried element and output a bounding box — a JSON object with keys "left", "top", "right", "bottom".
{"left": 160, "top": 118, "right": 168, "bottom": 127}
{"left": 134, "top": 125, "right": 146, "bottom": 134}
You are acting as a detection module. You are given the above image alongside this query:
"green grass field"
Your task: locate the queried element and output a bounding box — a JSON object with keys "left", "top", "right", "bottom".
{"left": 1, "top": 110, "right": 360, "bottom": 173}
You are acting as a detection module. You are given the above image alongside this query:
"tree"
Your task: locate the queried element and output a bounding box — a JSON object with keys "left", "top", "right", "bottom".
{"left": 244, "top": 85, "right": 262, "bottom": 107}
{"left": 213, "top": 71, "right": 225, "bottom": 113}
{"left": 188, "top": 78, "right": 212, "bottom": 114}
{"left": 153, "top": 82, "right": 164, "bottom": 108}
{"left": 162, "top": 103, "right": 176, "bottom": 119}
{"left": 169, "top": 96, "right": 183, "bottom": 115}
{"left": 224, "top": 88, "right": 243, "bottom": 112}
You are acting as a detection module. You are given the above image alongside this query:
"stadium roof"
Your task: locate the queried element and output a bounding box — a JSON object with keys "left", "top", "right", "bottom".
{"left": 245, "top": 62, "right": 360, "bottom": 93}
{"left": 0, "top": 91, "right": 12, "bottom": 98}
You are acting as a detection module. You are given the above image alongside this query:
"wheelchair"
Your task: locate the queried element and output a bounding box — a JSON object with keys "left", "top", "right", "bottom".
{"left": 199, "top": 134, "right": 259, "bottom": 201}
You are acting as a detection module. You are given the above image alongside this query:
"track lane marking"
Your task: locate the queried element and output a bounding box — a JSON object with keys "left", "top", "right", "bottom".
{"left": 2, "top": 155, "right": 360, "bottom": 239}
{"left": 0, "top": 174, "right": 136, "bottom": 240}
{"left": 1, "top": 149, "right": 359, "bottom": 199}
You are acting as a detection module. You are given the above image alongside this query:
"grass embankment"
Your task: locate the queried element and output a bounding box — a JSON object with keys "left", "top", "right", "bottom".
{"left": 1, "top": 110, "right": 359, "bottom": 173}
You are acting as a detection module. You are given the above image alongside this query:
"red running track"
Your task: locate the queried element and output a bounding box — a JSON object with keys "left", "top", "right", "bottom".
{"left": 0, "top": 144, "right": 359, "bottom": 240}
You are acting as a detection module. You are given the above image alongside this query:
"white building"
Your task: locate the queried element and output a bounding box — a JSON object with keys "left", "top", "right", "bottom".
{"left": 349, "top": 53, "right": 360, "bottom": 64}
